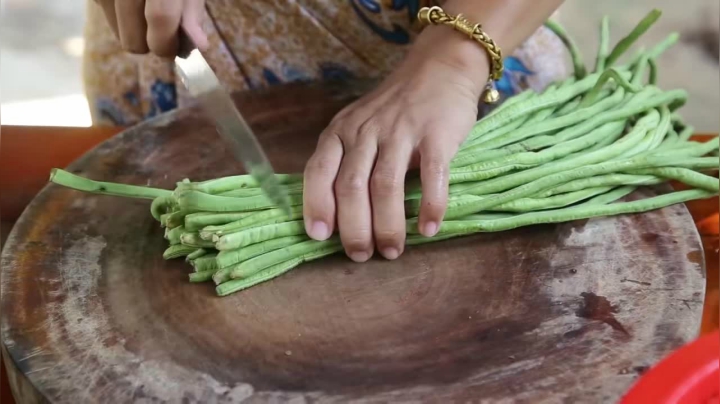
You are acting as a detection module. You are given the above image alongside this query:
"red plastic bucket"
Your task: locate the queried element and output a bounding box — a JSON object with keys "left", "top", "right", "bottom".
{"left": 621, "top": 330, "right": 719, "bottom": 404}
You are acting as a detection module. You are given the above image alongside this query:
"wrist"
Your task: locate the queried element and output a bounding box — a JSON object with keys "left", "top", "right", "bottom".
{"left": 410, "top": 9, "right": 492, "bottom": 99}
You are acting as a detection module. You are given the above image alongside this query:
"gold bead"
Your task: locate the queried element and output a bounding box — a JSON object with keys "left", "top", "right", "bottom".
{"left": 417, "top": 7, "right": 431, "bottom": 24}
{"left": 417, "top": 6, "right": 440, "bottom": 25}
{"left": 483, "top": 88, "right": 500, "bottom": 104}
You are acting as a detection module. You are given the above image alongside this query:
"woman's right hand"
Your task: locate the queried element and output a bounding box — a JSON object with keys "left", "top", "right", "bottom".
{"left": 95, "top": 0, "right": 208, "bottom": 58}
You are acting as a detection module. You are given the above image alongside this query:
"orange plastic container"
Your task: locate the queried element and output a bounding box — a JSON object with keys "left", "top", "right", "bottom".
{"left": 621, "top": 330, "right": 719, "bottom": 404}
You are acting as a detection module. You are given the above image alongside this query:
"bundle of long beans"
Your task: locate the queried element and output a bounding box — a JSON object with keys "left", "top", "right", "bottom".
{"left": 51, "top": 10, "right": 719, "bottom": 297}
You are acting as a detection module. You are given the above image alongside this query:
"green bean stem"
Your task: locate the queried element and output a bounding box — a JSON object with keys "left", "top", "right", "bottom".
{"left": 216, "top": 245, "right": 341, "bottom": 296}
{"left": 163, "top": 244, "right": 197, "bottom": 260}
{"left": 190, "top": 254, "right": 218, "bottom": 272}
{"left": 180, "top": 232, "right": 215, "bottom": 248}
{"left": 444, "top": 155, "right": 716, "bottom": 219}
{"left": 151, "top": 196, "right": 177, "bottom": 222}
{"left": 579, "top": 69, "right": 641, "bottom": 107}
{"left": 201, "top": 205, "right": 304, "bottom": 238}
{"left": 229, "top": 238, "right": 342, "bottom": 280}
{"left": 186, "top": 248, "right": 209, "bottom": 261}
{"left": 409, "top": 186, "right": 612, "bottom": 216}
{"left": 50, "top": 168, "right": 171, "bottom": 200}
{"left": 214, "top": 235, "right": 309, "bottom": 284}
{"left": 179, "top": 174, "right": 303, "bottom": 194}
{"left": 629, "top": 167, "right": 719, "bottom": 192}
{"left": 189, "top": 270, "right": 217, "bottom": 283}
{"left": 467, "top": 70, "right": 633, "bottom": 141}
{"left": 165, "top": 225, "right": 185, "bottom": 245}
{"left": 163, "top": 209, "right": 195, "bottom": 229}
{"left": 176, "top": 190, "right": 304, "bottom": 212}
{"left": 449, "top": 121, "right": 626, "bottom": 184}
{"left": 410, "top": 189, "right": 713, "bottom": 236}
{"left": 594, "top": 16, "right": 611, "bottom": 71}
{"left": 605, "top": 9, "right": 662, "bottom": 68}
{"left": 215, "top": 220, "right": 306, "bottom": 251}
{"left": 544, "top": 19, "right": 587, "bottom": 79}
{"left": 535, "top": 174, "right": 661, "bottom": 197}
{"left": 184, "top": 212, "right": 253, "bottom": 231}
{"left": 453, "top": 109, "right": 660, "bottom": 196}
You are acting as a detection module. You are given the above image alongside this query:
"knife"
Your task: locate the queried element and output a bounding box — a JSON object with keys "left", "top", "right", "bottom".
{"left": 174, "top": 31, "right": 292, "bottom": 215}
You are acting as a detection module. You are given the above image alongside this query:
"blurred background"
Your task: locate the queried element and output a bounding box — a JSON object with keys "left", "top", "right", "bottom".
{"left": 0, "top": 2, "right": 718, "bottom": 401}
{"left": 1, "top": 0, "right": 90, "bottom": 126}
{"left": 1, "top": 0, "right": 719, "bottom": 130}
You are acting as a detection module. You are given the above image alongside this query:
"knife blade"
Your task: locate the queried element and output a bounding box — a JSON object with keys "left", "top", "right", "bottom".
{"left": 174, "top": 32, "right": 292, "bottom": 215}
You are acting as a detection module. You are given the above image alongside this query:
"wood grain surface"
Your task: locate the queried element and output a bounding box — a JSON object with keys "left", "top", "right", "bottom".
{"left": 0, "top": 80, "right": 707, "bottom": 403}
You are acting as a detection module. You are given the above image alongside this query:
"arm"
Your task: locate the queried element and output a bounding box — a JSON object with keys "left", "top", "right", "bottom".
{"left": 442, "top": 0, "right": 565, "bottom": 53}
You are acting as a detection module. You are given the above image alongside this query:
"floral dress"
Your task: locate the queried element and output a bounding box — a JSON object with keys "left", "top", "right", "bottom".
{"left": 82, "top": 0, "right": 568, "bottom": 126}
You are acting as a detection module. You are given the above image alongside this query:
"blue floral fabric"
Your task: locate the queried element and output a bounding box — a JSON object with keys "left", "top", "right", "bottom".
{"left": 496, "top": 56, "right": 535, "bottom": 97}
{"left": 83, "top": 0, "right": 564, "bottom": 126}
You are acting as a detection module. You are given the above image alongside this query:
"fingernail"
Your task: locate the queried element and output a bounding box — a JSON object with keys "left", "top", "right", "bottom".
{"left": 307, "top": 220, "right": 330, "bottom": 240}
{"left": 382, "top": 247, "right": 400, "bottom": 260}
{"left": 422, "top": 221, "right": 439, "bottom": 237}
{"left": 349, "top": 251, "right": 371, "bottom": 263}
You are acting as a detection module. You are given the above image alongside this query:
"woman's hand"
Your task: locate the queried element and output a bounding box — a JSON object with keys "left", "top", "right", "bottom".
{"left": 95, "top": 0, "right": 208, "bottom": 57}
{"left": 303, "top": 27, "right": 490, "bottom": 262}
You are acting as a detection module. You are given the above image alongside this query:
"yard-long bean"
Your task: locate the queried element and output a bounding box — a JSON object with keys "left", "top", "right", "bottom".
{"left": 50, "top": 169, "right": 171, "bottom": 200}
{"left": 594, "top": 16, "right": 610, "bottom": 71}
{"left": 544, "top": 19, "right": 587, "bottom": 79}
{"left": 416, "top": 189, "right": 713, "bottom": 235}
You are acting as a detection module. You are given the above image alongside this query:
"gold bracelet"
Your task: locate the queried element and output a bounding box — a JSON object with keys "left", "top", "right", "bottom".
{"left": 417, "top": 6, "right": 504, "bottom": 104}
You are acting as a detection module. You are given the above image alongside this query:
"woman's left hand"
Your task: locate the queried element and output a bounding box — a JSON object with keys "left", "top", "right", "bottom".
{"left": 302, "top": 28, "right": 490, "bottom": 262}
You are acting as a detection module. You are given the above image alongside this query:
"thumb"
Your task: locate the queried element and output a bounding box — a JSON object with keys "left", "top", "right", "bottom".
{"left": 182, "top": 0, "right": 208, "bottom": 50}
